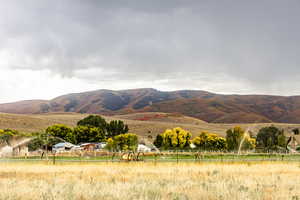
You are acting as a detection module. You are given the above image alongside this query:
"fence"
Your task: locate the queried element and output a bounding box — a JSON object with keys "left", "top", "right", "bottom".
{"left": 2, "top": 150, "right": 300, "bottom": 164}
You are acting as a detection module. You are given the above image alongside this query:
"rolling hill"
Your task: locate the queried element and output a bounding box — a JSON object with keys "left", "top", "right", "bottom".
{"left": 0, "top": 112, "right": 298, "bottom": 138}
{"left": 1, "top": 88, "right": 300, "bottom": 123}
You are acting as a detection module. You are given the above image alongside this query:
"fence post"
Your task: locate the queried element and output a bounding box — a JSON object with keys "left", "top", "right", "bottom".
{"left": 53, "top": 152, "right": 56, "bottom": 165}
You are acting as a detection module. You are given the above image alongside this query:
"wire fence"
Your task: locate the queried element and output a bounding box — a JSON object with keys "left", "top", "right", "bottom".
{"left": 2, "top": 151, "right": 300, "bottom": 164}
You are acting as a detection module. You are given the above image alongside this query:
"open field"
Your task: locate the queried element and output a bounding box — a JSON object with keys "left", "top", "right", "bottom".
{"left": 0, "top": 162, "right": 300, "bottom": 200}
{"left": 0, "top": 112, "right": 300, "bottom": 138}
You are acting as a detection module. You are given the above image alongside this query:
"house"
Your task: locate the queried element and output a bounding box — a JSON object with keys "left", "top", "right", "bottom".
{"left": 80, "top": 143, "right": 97, "bottom": 151}
{"left": 98, "top": 142, "right": 107, "bottom": 149}
{"left": 53, "top": 142, "right": 76, "bottom": 152}
{"left": 0, "top": 137, "right": 31, "bottom": 157}
{"left": 137, "top": 144, "right": 152, "bottom": 152}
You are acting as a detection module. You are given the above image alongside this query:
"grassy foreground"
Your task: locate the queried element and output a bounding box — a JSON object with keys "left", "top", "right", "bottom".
{"left": 0, "top": 162, "right": 300, "bottom": 200}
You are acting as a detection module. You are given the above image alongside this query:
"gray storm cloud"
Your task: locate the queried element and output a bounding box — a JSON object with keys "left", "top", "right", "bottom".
{"left": 0, "top": 0, "right": 300, "bottom": 94}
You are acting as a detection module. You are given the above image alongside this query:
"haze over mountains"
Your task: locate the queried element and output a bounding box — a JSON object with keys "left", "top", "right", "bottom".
{"left": 1, "top": 88, "right": 300, "bottom": 124}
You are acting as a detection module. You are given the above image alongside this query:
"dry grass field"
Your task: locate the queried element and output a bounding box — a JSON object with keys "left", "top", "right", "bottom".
{"left": 0, "top": 112, "right": 299, "bottom": 138}
{"left": 0, "top": 162, "right": 299, "bottom": 200}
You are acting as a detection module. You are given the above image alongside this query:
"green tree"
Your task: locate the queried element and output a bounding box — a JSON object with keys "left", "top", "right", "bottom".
{"left": 192, "top": 132, "right": 227, "bottom": 151}
{"left": 106, "top": 120, "right": 129, "bottom": 138}
{"left": 256, "top": 126, "right": 286, "bottom": 152}
{"left": 73, "top": 126, "right": 106, "bottom": 143}
{"left": 105, "top": 138, "right": 114, "bottom": 151}
{"left": 77, "top": 115, "right": 107, "bottom": 129}
{"left": 153, "top": 134, "right": 164, "bottom": 148}
{"left": 28, "top": 132, "right": 61, "bottom": 151}
{"left": 293, "top": 128, "right": 300, "bottom": 135}
{"left": 226, "top": 126, "right": 256, "bottom": 151}
{"left": 45, "top": 124, "right": 76, "bottom": 144}
{"left": 112, "top": 133, "right": 138, "bottom": 151}
{"left": 0, "top": 129, "right": 21, "bottom": 145}
{"left": 77, "top": 115, "right": 129, "bottom": 139}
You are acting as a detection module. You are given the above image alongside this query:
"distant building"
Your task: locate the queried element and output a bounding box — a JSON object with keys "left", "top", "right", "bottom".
{"left": 0, "top": 137, "right": 31, "bottom": 157}
{"left": 53, "top": 142, "right": 76, "bottom": 152}
{"left": 80, "top": 143, "right": 97, "bottom": 151}
{"left": 137, "top": 144, "right": 152, "bottom": 152}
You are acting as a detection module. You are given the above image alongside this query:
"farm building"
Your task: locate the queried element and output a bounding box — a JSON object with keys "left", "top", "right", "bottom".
{"left": 80, "top": 143, "right": 97, "bottom": 151}
{"left": 52, "top": 142, "right": 77, "bottom": 152}
{"left": 79, "top": 142, "right": 107, "bottom": 151}
{"left": 0, "top": 137, "right": 31, "bottom": 157}
{"left": 137, "top": 144, "right": 152, "bottom": 152}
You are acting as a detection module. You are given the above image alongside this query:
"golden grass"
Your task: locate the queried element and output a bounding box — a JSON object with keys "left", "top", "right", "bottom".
{"left": 0, "top": 162, "right": 300, "bottom": 200}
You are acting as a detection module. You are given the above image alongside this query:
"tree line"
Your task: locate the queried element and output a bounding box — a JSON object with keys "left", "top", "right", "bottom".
{"left": 154, "top": 125, "right": 290, "bottom": 152}
{"left": 0, "top": 114, "right": 296, "bottom": 153}
{"left": 29, "top": 115, "right": 137, "bottom": 151}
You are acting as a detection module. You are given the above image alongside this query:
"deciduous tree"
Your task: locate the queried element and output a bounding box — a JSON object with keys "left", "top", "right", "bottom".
{"left": 226, "top": 126, "right": 255, "bottom": 151}
{"left": 192, "top": 132, "right": 227, "bottom": 151}
{"left": 256, "top": 126, "right": 286, "bottom": 151}
{"left": 45, "top": 124, "right": 76, "bottom": 144}
{"left": 106, "top": 120, "right": 129, "bottom": 138}
{"left": 112, "top": 133, "right": 138, "bottom": 151}
{"left": 73, "top": 126, "right": 106, "bottom": 143}
{"left": 155, "top": 127, "right": 191, "bottom": 150}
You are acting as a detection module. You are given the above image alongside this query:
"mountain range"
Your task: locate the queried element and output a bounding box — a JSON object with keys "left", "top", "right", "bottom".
{"left": 1, "top": 88, "right": 300, "bottom": 123}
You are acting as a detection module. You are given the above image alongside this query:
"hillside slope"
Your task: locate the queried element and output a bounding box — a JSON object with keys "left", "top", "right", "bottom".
{"left": 1, "top": 88, "right": 300, "bottom": 123}
{"left": 0, "top": 112, "right": 298, "bottom": 138}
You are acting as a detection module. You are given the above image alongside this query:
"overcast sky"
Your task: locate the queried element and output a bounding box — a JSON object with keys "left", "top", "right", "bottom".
{"left": 0, "top": 0, "right": 300, "bottom": 103}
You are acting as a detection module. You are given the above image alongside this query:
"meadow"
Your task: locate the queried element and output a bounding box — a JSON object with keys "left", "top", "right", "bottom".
{"left": 0, "top": 162, "right": 300, "bottom": 200}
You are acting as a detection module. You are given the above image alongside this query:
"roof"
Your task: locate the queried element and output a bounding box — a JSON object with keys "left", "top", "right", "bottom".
{"left": 53, "top": 142, "right": 75, "bottom": 148}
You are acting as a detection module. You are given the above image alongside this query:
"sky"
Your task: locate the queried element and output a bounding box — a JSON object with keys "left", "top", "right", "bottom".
{"left": 0, "top": 0, "right": 300, "bottom": 103}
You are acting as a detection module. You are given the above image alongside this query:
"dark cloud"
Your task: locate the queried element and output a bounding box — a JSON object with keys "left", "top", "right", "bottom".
{"left": 0, "top": 0, "right": 300, "bottom": 94}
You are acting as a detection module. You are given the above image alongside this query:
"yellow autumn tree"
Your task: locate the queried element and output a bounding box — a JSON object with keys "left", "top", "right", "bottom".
{"left": 156, "top": 127, "right": 192, "bottom": 149}
{"left": 192, "top": 132, "right": 227, "bottom": 151}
